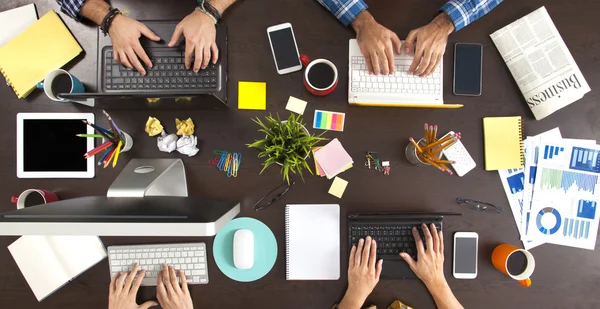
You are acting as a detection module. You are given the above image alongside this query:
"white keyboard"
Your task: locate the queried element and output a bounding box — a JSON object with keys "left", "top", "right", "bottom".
{"left": 350, "top": 56, "right": 442, "bottom": 95}
{"left": 108, "top": 242, "right": 209, "bottom": 286}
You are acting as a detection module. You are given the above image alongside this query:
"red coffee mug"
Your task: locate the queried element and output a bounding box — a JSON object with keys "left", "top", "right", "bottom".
{"left": 11, "top": 189, "right": 59, "bottom": 209}
{"left": 300, "top": 54, "right": 338, "bottom": 96}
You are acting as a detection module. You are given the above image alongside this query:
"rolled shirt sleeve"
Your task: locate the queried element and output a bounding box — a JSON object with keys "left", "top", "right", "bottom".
{"left": 56, "top": 0, "right": 87, "bottom": 19}
{"left": 440, "top": 0, "right": 503, "bottom": 31}
{"left": 315, "top": 0, "right": 368, "bottom": 27}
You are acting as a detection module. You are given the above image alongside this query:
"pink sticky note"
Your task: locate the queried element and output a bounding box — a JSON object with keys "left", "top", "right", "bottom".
{"left": 313, "top": 138, "right": 354, "bottom": 179}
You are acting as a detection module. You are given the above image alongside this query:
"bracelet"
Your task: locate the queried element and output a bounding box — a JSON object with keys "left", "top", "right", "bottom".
{"left": 197, "top": 0, "right": 222, "bottom": 21}
{"left": 194, "top": 6, "right": 218, "bottom": 24}
{"left": 100, "top": 8, "right": 122, "bottom": 36}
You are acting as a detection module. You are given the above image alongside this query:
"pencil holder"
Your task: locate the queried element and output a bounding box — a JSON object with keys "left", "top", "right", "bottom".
{"left": 405, "top": 138, "right": 429, "bottom": 166}
{"left": 103, "top": 130, "right": 133, "bottom": 153}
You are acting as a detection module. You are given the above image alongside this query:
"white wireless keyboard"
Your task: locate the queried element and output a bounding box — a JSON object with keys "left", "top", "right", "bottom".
{"left": 108, "top": 242, "right": 209, "bottom": 286}
{"left": 350, "top": 56, "right": 442, "bottom": 95}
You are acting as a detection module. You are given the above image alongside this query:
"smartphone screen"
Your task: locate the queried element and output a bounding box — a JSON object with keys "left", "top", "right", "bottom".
{"left": 268, "top": 27, "right": 301, "bottom": 70}
{"left": 453, "top": 43, "right": 482, "bottom": 96}
{"left": 454, "top": 237, "right": 478, "bottom": 275}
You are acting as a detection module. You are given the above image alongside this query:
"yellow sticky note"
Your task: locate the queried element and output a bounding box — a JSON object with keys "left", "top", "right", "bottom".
{"left": 238, "top": 81, "right": 266, "bottom": 110}
{"left": 328, "top": 177, "right": 348, "bottom": 198}
{"left": 286, "top": 96, "right": 308, "bottom": 115}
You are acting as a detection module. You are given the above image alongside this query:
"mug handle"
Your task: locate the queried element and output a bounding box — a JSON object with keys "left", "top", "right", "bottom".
{"left": 518, "top": 278, "right": 532, "bottom": 287}
{"left": 300, "top": 54, "right": 311, "bottom": 67}
{"left": 11, "top": 196, "right": 18, "bottom": 203}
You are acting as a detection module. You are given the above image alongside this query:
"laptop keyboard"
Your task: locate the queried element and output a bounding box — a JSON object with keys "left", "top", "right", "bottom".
{"left": 103, "top": 50, "right": 220, "bottom": 93}
{"left": 349, "top": 222, "right": 442, "bottom": 260}
{"left": 350, "top": 56, "right": 441, "bottom": 95}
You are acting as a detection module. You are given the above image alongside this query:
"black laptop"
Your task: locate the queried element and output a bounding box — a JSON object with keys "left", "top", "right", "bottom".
{"left": 348, "top": 212, "right": 461, "bottom": 279}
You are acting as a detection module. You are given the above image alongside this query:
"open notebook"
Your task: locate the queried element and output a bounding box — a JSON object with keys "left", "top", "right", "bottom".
{"left": 8, "top": 236, "right": 107, "bottom": 301}
{"left": 483, "top": 116, "right": 524, "bottom": 171}
{"left": 285, "top": 204, "right": 340, "bottom": 280}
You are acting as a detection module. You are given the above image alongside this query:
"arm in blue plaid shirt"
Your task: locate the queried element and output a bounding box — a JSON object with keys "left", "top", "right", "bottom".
{"left": 56, "top": 0, "right": 87, "bottom": 19}
{"left": 316, "top": 0, "right": 502, "bottom": 31}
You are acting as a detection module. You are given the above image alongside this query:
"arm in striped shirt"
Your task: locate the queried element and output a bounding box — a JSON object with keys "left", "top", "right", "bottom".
{"left": 440, "top": 0, "right": 503, "bottom": 31}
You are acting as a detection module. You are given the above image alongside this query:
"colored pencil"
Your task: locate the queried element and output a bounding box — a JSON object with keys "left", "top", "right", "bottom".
{"left": 103, "top": 147, "right": 117, "bottom": 168}
{"left": 84, "top": 141, "right": 113, "bottom": 158}
{"left": 77, "top": 134, "right": 105, "bottom": 138}
{"left": 112, "top": 141, "right": 123, "bottom": 167}
{"left": 103, "top": 110, "right": 123, "bottom": 136}
{"left": 82, "top": 120, "right": 116, "bottom": 144}
{"left": 97, "top": 145, "right": 114, "bottom": 166}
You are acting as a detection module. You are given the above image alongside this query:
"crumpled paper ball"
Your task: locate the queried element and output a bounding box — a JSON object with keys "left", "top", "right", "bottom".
{"left": 157, "top": 131, "right": 178, "bottom": 153}
{"left": 176, "top": 135, "right": 199, "bottom": 157}
{"left": 145, "top": 117, "right": 164, "bottom": 136}
{"left": 176, "top": 118, "right": 195, "bottom": 136}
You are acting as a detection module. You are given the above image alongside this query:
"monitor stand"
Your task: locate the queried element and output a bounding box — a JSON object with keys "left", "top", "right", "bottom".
{"left": 107, "top": 159, "right": 188, "bottom": 198}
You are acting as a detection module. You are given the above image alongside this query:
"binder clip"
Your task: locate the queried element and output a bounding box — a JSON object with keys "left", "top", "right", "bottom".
{"left": 382, "top": 161, "right": 390, "bottom": 176}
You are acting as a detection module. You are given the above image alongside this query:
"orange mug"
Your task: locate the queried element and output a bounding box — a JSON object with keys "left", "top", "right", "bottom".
{"left": 491, "top": 244, "right": 535, "bottom": 287}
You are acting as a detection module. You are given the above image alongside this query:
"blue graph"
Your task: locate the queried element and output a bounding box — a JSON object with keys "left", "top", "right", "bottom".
{"left": 577, "top": 200, "right": 597, "bottom": 219}
{"left": 563, "top": 218, "right": 590, "bottom": 239}
{"left": 544, "top": 145, "right": 564, "bottom": 159}
{"left": 528, "top": 166, "right": 537, "bottom": 184}
{"left": 507, "top": 173, "right": 525, "bottom": 193}
{"left": 540, "top": 168, "right": 598, "bottom": 194}
{"left": 570, "top": 147, "right": 600, "bottom": 173}
{"left": 537, "top": 207, "right": 561, "bottom": 235}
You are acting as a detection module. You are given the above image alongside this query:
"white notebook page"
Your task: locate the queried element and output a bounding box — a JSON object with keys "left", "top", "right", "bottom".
{"left": 286, "top": 204, "right": 340, "bottom": 280}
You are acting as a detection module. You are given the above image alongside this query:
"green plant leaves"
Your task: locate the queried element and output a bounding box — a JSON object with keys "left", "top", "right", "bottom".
{"left": 247, "top": 113, "right": 328, "bottom": 184}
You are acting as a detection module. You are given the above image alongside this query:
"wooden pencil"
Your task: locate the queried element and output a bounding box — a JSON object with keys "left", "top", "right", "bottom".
{"left": 409, "top": 137, "right": 424, "bottom": 153}
{"left": 421, "top": 134, "right": 455, "bottom": 152}
{"left": 84, "top": 141, "right": 113, "bottom": 158}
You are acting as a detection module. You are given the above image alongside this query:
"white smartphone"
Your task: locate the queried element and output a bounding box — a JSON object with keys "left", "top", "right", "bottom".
{"left": 453, "top": 232, "right": 478, "bottom": 279}
{"left": 267, "top": 23, "right": 302, "bottom": 75}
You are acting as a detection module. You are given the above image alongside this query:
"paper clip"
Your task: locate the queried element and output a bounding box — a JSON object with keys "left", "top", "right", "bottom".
{"left": 217, "top": 152, "right": 228, "bottom": 171}
{"left": 208, "top": 157, "right": 220, "bottom": 165}
{"left": 232, "top": 153, "right": 241, "bottom": 177}
{"left": 214, "top": 150, "right": 227, "bottom": 155}
{"left": 224, "top": 153, "right": 233, "bottom": 175}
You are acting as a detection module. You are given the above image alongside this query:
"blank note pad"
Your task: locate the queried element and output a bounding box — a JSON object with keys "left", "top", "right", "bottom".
{"left": 286, "top": 204, "right": 340, "bottom": 280}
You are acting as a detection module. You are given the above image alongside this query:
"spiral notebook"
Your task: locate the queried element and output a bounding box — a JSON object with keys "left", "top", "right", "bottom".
{"left": 483, "top": 116, "right": 524, "bottom": 171}
{"left": 285, "top": 204, "right": 340, "bottom": 280}
{"left": 0, "top": 10, "right": 82, "bottom": 98}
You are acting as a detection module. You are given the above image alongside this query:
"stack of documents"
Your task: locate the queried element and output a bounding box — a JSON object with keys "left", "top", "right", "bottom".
{"left": 313, "top": 138, "right": 353, "bottom": 179}
{"left": 498, "top": 128, "right": 600, "bottom": 250}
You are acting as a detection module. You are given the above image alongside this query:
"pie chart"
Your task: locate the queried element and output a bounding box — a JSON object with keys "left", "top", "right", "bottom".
{"left": 536, "top": 207, "right": 562, "bottom": 235}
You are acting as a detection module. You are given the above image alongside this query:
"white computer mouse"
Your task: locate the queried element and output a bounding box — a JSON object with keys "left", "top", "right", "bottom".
{"left": 233, "top": 229, "right": 254, "bottom": 269}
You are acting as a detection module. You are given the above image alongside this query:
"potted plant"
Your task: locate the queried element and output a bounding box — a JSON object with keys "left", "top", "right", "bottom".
{"left": 247, "top": 113, "right": 328, "bottom": 184}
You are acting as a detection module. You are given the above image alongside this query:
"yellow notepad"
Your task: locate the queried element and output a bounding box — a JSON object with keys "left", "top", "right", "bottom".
{"left": 0, "top": 10, "right": 82, "bottom": 98}
{"left": 483, "top": 116, "right": 524, "bottom": 171}
{"left": 238, "top": 81, "right": 266, "bottom": 110}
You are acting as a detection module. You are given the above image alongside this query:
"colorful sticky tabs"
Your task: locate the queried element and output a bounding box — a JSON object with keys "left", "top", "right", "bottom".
{"left": 286, "top": 96, "right": 307, "bottom": 115}
{"left": 238, "top": 81, "right": 266, "bottom": 110}
{"left": 313, "top": 110, "right": 345, "bottom": 131}
{"left": 328, "top": 177, "right": 348, "bottom": 198}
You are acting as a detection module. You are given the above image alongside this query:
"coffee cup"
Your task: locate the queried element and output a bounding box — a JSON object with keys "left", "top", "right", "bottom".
{"left": 11, "top": 189, "right": 59, "bottom": 209}
{"left": 36, "top": 69, "right": 84, "bottom": 102}
{"left": 491, "top": 244, "right": 535, "bottom": 287}
{"left": 300, "top": 54, "right": 338, "bottom": 96}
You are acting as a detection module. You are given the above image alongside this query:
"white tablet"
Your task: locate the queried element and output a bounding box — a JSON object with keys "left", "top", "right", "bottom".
{"left": 17, "top": 113, "right": 95, "bottom": 178}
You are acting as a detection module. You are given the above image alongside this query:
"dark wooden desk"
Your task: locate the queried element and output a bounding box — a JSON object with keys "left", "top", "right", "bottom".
{"left": 1, "top": 0, "right": 599, "bottom": 308}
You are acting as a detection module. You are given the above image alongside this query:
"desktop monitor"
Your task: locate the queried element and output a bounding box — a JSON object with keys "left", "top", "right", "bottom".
{"left": 0, "top": 196, "right": 240, "bottom": 236}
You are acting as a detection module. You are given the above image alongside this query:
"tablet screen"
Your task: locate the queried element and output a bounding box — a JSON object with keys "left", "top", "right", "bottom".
{"left": 23, "top": 119, "right": 88, "bottom": 172}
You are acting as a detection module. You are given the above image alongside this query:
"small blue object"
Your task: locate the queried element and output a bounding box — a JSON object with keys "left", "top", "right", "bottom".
{"left": 213, "top": 217, "right": 277, "bottom": 282}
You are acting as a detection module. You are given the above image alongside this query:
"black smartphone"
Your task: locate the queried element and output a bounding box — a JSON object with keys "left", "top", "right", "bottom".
{"left": 453, "top": 43, "right": 483, "bottom": 96}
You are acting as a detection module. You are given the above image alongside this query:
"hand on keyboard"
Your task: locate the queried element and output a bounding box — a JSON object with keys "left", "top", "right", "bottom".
{"left": 344, "top": 236, "right": 383, "bottom": 307}
{"left": 404, "top": 13, "right": 455, "bottom": 77}
{"left": 399, "top": 224, "right": 446, "bottom": 287}
{"left": 169, "top": 10, "right": 218, "bottom": 72}
{"left": 109, "top": 15, "right": 161, "bottom": 75}
{"left": 157, "top": 265, "right": 194, "bottom": 309}
{"left": 109, "top": 263, "right": 158, "bottom": 309}
{"left": 351, "top": 11, "right": 401, "bottom": 75}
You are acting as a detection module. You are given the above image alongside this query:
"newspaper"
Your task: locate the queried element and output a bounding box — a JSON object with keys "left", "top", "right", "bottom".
{"left": 490, "top": 7, "right": 591, "bottom": 120}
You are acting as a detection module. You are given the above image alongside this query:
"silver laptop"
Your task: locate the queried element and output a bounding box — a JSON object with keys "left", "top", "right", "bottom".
{"left": 348, "top": 39, "right": 444, "bottom": 107}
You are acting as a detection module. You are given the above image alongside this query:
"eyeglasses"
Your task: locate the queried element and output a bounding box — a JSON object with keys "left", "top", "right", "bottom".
{"left": 252, "top": 180, "right": 295, "bottom": 211}
{"left": 456, "top": 198, "right": 503, "bottom": 213}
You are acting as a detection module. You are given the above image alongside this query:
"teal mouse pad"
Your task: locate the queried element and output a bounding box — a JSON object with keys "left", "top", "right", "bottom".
{"left": 213, "top": 217, "right": 277, "bottom": 282}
